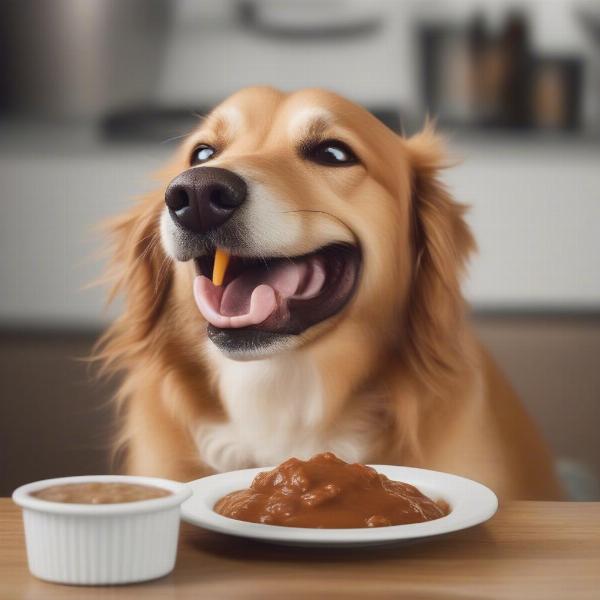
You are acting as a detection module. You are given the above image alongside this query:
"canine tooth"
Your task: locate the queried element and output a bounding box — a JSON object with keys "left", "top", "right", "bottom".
{"left": 212, "top": 248, "right": 230, "bottom": 286}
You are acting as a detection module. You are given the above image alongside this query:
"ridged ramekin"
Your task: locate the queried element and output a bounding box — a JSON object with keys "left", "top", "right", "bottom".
{"left": 12, "top": 475, "right": 192, "bottom": 585}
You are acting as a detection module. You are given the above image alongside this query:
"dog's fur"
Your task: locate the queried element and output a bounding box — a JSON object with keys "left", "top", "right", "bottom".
{"left": 97, "top": 87, "right": 562, "bottom": 500}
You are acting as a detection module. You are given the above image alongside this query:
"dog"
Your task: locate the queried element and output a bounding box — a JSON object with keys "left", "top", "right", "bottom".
{"left": 98, "top": 86, "right": 562, "bottom": 500}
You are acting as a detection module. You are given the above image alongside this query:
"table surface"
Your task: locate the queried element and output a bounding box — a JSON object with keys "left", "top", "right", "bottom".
{"left": 1, "top": 499, "right": 599, "bottom": 600}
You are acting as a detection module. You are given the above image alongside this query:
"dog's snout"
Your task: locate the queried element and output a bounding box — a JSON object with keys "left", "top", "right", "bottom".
{"left": 165, "top": 167, "right": 247, "bottom": 234}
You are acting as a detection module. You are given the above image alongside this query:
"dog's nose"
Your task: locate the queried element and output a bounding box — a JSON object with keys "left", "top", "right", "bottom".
{"left": 165, "top": 167, "right": 247, "bottom": 234}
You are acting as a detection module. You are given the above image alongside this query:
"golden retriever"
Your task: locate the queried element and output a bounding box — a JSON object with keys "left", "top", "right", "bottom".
{"left": 98, "top": 86, "right": 562, "bottom": 500}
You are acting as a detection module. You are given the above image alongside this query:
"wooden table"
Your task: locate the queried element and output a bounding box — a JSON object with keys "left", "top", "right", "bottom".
{"left": 1, "top": 499, "right": 599, "bottom": 599}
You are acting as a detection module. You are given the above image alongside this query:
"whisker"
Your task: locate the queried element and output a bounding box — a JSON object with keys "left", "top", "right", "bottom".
{"left": 126, "top": 235, "right": 160, "bottom": 273}
{"left": 160, "top": 130, "right": 194, "bottom": 145}
{"left": 280, "top": 209, "right": 353, "bottom": 233}
{"left": 154, "top": 254, "right": 172, "bottom": 294}
{"left": 280, "top": 209, "right": 332, "bottom": 216}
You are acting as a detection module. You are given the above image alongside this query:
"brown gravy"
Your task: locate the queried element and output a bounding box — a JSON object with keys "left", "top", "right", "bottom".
{"left": 215, "top": 453, "right": 448, "bottom": 528}
{"left": 31, "top": 482, "right": 171, "bottom": 504}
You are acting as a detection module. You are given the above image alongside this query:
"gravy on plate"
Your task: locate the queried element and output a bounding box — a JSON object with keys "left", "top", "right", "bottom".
{"left": 215, "top": 452, "right": 448, "bottom": 528}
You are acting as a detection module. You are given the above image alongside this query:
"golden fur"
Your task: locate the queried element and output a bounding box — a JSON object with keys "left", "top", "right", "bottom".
{"left": 97, "top": 87, "right": 562, "bottom": 499}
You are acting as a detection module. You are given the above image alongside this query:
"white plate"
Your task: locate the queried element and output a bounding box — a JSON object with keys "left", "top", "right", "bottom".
{"left": 181, "top": 465, "right": 498, "bottom": 547}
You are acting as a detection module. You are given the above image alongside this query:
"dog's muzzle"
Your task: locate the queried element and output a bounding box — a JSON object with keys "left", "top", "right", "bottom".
{"left": 163, "top": 166, "right": 361, "bottom": 358}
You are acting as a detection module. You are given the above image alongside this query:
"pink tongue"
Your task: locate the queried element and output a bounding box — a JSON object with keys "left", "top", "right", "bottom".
{"left": 193, "top": 258, "right": 325, "bottom": 329}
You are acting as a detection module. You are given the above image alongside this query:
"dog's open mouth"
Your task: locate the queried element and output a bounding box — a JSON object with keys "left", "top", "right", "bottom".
{"left": 193, "top": 244, "right": 361, "bottom": 337}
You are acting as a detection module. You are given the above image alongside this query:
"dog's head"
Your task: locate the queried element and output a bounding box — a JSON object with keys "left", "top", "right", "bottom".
{"left": 102, "top": 87, "right": 474, "bottom": 381}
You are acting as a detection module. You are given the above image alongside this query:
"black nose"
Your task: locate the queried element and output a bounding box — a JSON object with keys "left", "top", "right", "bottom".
{"left": 165, "top": 167, "right": 247, "bottom": 234}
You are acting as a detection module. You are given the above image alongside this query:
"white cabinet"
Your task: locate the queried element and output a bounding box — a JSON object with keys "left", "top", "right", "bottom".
{"left": 0, "top": 146, "right": 170, "bottom": 327}
{"left": 446, "top": 138, "right": 600, "bottom": 309}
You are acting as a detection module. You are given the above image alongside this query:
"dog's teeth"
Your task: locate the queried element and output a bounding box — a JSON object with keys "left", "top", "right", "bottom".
{"left": 212, "top": 248, "right": 230, "bottom": 286}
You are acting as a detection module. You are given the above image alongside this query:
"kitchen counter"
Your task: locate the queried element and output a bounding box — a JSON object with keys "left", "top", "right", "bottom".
{"left": 2, "top": 498, "right": 599, "bottom": 599}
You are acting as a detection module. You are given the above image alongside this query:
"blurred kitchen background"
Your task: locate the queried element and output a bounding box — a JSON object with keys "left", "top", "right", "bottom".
{"left": 1, "top": 0, "right": 599, "bottom": 498}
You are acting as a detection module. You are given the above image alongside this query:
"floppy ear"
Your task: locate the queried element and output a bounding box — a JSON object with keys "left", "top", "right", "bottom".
{"left": 95, "top": 190, "right": 172, "bottom": 374}
{"left": 403, "top": 125, "right": 476, "bottom": 393}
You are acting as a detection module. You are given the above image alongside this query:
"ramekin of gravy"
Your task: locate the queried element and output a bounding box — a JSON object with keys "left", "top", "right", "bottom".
{"left": 215, "top": 452, "right": 449, "bottom": 529}
{"left": 31, "top": 482, "right": 171, "bottom": 504}
{"left": 12, "top": 475, "right": 191, "bottom": 585}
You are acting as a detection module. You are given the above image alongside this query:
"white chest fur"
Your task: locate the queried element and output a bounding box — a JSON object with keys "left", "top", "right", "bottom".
{"left": 195, "top": 348, "right": 378, "bottom": 472}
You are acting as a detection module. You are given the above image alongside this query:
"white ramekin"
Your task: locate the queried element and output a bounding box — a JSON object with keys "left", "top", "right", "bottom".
{"left": 12, "top": 475, "right": 192, "bottom": 585}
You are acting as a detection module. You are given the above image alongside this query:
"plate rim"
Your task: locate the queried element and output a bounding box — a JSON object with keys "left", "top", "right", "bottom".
{"left": 181, "top": 464, "right": 498, "bottom": 545}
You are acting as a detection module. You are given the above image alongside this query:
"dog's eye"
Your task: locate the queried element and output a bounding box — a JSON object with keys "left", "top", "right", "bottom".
{"left": 304, "top": 140, "right": 359, "bottom": 167}
{"left": 191, "top": 144, "right": 216, "bottom": 165}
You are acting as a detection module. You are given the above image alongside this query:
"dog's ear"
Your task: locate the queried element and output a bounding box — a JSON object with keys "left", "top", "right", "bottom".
{"left": 95, "top": 190, "right": 172, "bottom": 374}
{"left": 403, "top": 125, "right": 476, "bottom": 392}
